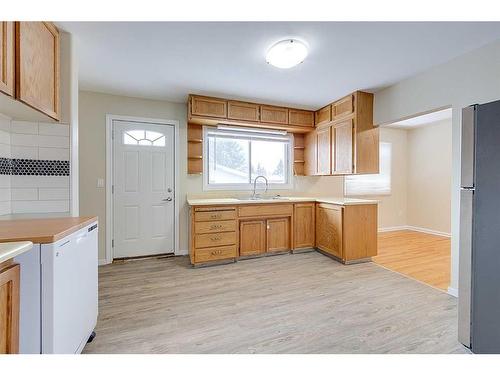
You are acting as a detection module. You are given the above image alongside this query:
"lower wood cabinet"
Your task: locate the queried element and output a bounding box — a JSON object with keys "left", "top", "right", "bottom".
{"left": 0, "top": 261, "right": 20, "bottom": 354}
{"left": 315, "top": 203, "right": 377, "bottom": 263}
{"left": 293, "top": 203, "right": 315, "bottom": 249}
{"left": 239, "top": 220, "right": 266, "bottom": 256}
{"left": 266, "top": 217, "right": 290, "bottom": 253}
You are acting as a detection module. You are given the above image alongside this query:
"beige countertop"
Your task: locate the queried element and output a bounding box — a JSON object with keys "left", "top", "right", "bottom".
{"left": 0, "top": 216, "right": 98, "bottom": 244}
{"left": 187, "top": 196, "right": 378, "bottom": 206}
{"left": 0, "top": 241, "right": 33, "bottom": 264}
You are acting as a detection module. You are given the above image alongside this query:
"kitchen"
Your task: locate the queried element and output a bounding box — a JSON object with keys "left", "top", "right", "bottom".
{"left": 2, "top": 13, "right": 500, "bottom": 365}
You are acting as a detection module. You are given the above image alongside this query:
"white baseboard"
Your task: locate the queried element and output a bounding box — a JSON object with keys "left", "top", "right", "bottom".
{"left": 447, "top": 287, "right": 458, "bottom": 297}
{"left": 378, "top": 226, "right": 408, "bottom": 233}
{"left": 378, "top": 225, "right": 451, "bottom": 238}
{"left": 98, "top": 259, "right": 110, "bottom": 266}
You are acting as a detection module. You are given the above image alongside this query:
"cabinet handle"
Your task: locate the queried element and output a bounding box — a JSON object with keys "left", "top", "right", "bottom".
{"left": 210, "top": 214, "right": 221, "bottom": 219}
{"left": 210, "top": 236, "right": 221, "bottom": 241}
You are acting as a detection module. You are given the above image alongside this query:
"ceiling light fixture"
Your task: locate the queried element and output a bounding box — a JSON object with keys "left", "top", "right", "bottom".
{"left": 266, "top": 39, "right": 308, "bottom": 69}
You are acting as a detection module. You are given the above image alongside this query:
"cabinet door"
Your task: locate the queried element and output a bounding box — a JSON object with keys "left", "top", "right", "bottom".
{"left": 227, "top": 101, "right": 259, "bottom": 122}
{"left": 0, "top": 263, "right": 20, "bottom": 354}
{"left": 304, "top": 130, "right": 318, "bottom": 176}
{"left": 15, "top": 22, "right": 60, "bottom": 120}
{"left": 260, "top": 105, "right": 288, "bottom": 125}
{"left": 191, "top": 95, "right": 227, "bottom": 118}
{"left": 317, "top": 126, "right": 331, "bottom": 175}
{"left": 316, "top": 204, "right": 343, "bottom": 259}
{"left": 333, "top": 119, "right": 353, "bottom": 174}
{"left": 0, "top": 22, "right": 15, "bottom": 97}
{"left": 315, "top": 105, "right": 331, "bottom": 127}
{"left": 288, "top": 109, "right": 314, "bottom": 127}
{"left": 239, "top": 220, "right": 266, "bottom": 256}
{"left": 266, "top": 217, "right": 290, "bottom": 253}
{"left": 293, "top": 203, "right": 315, "bottom": 249}
{"left": 332, "top": 94, "right": 354, "bottom": 120}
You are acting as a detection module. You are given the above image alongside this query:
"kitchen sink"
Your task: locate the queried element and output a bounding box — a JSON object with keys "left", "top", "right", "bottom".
{"left": 236, "top": 196, "right": 290, "bottom": 201}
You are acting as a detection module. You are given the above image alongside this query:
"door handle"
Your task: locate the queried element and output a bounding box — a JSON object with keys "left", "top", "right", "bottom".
{"left": 162, "top": 197, "right": 173, "bottom": 202}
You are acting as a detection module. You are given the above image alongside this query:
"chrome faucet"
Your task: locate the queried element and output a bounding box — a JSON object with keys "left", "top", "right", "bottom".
{"left": 252, "top": 175, "right": 268, "bottom": 199}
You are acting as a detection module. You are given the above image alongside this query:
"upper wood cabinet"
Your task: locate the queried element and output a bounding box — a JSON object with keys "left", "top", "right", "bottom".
{"left": 332, "top": 94, "right": 354, "bottom": 121}
{"left": 316, "top": 126, "right": 332, "bottom": 175}
{"left": 15, "top": 22, "right": 60, "bottom": 120}
{"left": 289, "top": 109, "right": 314, "bottom": 127}
{"left": 260, "top": 105, "right": 288, "bottom": 125}
{"left": 191, "top": 95, "right": 227, "bottom": 118}
{"left": 0, "top": 22, "right": 15, "bottom": 97}
{"left": 333, "top": 119, "right": 354, "bottom": 174}
{"left": 315, "top": 105, "right": 331, "bottom": 127}
{"left": 227, "top": 100, "right": 259, "bottom": 121}
{"left": 305, "top": 91, "right": 378, "bottom": 176}
{"left": 0, "top": 262, "right": 20, "bottom": 354}
{"left": 293, "top": 203, "right": 315, "bottom": 249}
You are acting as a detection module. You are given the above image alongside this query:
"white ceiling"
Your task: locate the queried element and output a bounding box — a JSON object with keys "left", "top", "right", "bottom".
{"left": 58, "top": 22, "right": 500, "bottom": 109}
{"left": 384, "top": 108, "right": 453, "bottom": 129}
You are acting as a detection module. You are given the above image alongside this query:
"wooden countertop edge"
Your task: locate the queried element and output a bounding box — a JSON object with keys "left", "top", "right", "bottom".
{"left": 0, "top": 216, "right": 98, "bottom": 244}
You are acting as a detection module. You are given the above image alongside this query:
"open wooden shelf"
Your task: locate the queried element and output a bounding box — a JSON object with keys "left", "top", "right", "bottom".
{"left": 188, "top": 123, "right": 203, "bottom": 174}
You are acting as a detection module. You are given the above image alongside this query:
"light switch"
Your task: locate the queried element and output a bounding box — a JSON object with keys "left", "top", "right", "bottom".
{"left": 97, "top": 178, "right": 105, "bottom": 188}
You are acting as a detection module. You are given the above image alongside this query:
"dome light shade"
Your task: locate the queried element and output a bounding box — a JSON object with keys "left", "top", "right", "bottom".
{"left": 266, "top": 39, "right": 308, "bottom": 69}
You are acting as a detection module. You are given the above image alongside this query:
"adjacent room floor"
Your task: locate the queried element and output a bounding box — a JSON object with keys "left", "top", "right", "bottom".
{"left": 84, "top": 251, "right": 466, "bottom": 354}
{"left": 374, "top": 230, "right": 451, "bottom": 291}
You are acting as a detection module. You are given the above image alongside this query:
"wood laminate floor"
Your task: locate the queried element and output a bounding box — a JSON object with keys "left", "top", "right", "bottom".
{"left": 374, "top": 230, "right": 451, "bottom": 291}
{"left": 84, "top": 251, "right": 467, "bottom": 354}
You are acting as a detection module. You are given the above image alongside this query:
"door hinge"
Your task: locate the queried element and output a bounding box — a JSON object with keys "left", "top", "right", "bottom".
{"left": 112, "top": 130, "right": 115, "bottom": 140}
{"left": 112, "top": 185, "right": 114, "bottom": 194}
{"left": 112, "top": 239, "right": 114, "bottom": 248}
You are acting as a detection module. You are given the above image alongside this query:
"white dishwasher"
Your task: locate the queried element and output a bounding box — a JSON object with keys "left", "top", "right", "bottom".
{"left": 41, "top": 221, "right": 98, "bottom": 354}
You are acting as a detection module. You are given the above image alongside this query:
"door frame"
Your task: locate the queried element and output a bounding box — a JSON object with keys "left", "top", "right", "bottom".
{"left": 105, "top": 114, "right": 180, "bottom": 264}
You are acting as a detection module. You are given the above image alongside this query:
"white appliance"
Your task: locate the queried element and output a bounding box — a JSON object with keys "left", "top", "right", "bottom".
{"left": 15, "top": 221, "right": 98, "bottom": 354}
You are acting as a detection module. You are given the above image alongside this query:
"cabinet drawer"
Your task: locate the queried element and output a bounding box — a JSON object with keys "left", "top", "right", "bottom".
{"left": 194, "top": 209, "right": 237, "bottom": 222}
{"left": 238, "top": 204, "right": 293, "bottom": 218}
{"left": 195, "top": 245, "right": 237, "bottom": 263}
{"left": 195, "top": 220, "right": 237, "bottom": 234}
{"left": 333, "top": 94, "right": 354, "bottom": 120}
{"left": 195, "top": 231, "right": 237, "bottom": 249}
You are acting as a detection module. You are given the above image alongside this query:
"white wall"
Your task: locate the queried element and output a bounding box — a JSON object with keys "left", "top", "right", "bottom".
{"left": 407, "top": 120, "right": 452, "bottom": 235}
{"left": 374, "top": 38, "right": 500, "bottom": 294}
{"left": 0, "top": 114, "right": 11, "bottom": 215}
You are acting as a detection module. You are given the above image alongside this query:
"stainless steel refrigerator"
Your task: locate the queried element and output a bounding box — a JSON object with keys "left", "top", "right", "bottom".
{"left": 459, "top": 100, "right": 500, "bottom": 353}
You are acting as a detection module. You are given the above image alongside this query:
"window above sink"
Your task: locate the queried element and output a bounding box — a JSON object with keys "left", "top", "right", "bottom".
{"left": 203, "top": 126, "right": 294, "bottom": 191}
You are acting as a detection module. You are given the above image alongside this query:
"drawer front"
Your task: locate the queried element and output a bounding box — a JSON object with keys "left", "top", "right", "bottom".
{"left": 238, "top": 204, "right": 293, "bottom": 218}
{"left": 195, "top": 245, "right": 237, "bottom": 263}
{"left": 333, "top": 95, "right": 354, "bottom": 120}
{"left": 195, "top": 220, "right": 237, "bottom": 234}
{"left": 194, "top": 210, "right": 237, "bottom": 222}
{"left": 195, "top": 231, "right": 237, "bottom": 249}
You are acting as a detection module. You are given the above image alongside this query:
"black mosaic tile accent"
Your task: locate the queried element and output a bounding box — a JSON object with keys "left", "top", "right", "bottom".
{"left": 0, "top": 158, "right": 69, "bottom": 176}
{"left": 0, "top": 157, "right": 12, "bottom": 175}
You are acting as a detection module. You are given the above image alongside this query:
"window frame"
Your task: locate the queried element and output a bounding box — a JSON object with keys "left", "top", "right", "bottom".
{"left": 344, "top": 142, "right": 392, "bottom": 196}
{"left": 202, "top": 126, "right": 294, "bottom": 191}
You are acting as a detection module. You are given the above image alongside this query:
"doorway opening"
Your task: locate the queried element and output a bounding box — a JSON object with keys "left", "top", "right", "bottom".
{"left": 362, "top": 108, "right": 453, "bottom": 291}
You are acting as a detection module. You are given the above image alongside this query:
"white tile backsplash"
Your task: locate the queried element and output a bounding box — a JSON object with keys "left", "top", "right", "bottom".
{"left": 11, "top": 145, "right": 38, "bottom": 159}
{"left": 11, "top": 188, "right": 38, "bottom": 201}
{"left": 11, "top": 200, "right": 69, "bottom": 214}
{"left": 0, "top": 117, "right": 71, "bottom": 215}
{"left": 11, "top": 120, "right": 39, "bottom": 134}
{"left": 11, "top": 175, "right": 70, "bottom": 188}
{"left": 38, "top": 123, "right": 70, "bottom": 136}
{"left": 38, "top": 147, "right": 69, "bottom": 161}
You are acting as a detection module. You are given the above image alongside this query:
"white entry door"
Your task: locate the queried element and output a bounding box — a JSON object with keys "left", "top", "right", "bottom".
{"left": 113, "top": 120, "right": 175, "bottom": 258}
